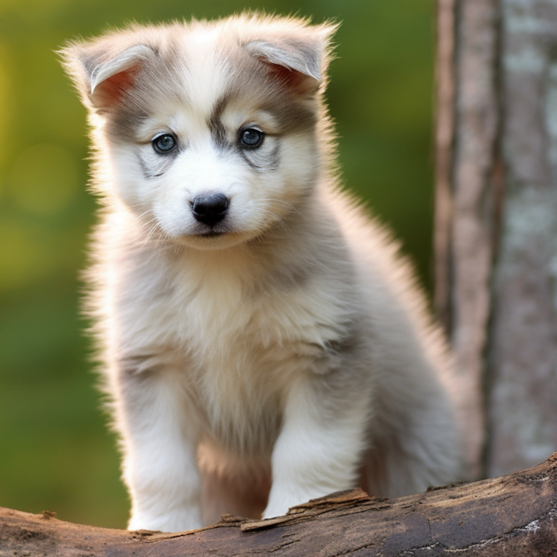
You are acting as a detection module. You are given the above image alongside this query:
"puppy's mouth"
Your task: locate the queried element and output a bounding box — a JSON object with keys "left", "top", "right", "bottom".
{"left": 191, "top": 222, "right": 233, "bottom": 238}
{"left": 178, "top": 222, "right": 251, "bottom": 249}
{"left": 195, "top": 230, "right": 227, "bottom": 238}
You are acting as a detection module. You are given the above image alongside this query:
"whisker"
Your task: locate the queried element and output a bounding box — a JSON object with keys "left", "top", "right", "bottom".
{"left": 265, "top": 199, "right": 304, "bottom": 216}
{"left": 253, "top": 208, "right": 290, "bottom": 233}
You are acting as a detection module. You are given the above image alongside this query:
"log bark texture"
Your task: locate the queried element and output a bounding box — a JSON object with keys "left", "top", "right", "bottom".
{"left": 435, "top": 0, "right": 557, "bottom": 480}
{"left": 2, "top": 454, "right": 557, "bottom": 556}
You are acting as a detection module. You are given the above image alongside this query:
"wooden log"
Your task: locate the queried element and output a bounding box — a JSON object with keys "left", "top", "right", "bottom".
{"left": 2, "top": 453, "right": 557, "bottom": 556}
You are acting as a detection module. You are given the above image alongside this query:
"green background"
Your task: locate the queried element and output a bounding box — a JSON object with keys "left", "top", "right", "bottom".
{"left": 0, "top": 0, "right": 435, "bottom": 528}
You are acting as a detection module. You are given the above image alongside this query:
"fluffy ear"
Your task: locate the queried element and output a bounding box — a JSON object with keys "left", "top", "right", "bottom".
{"left": 60, "top": 39, "right": 155, "bottom": 113}
{"left": 244, "top": 23, "right": 337, "bottom": 91}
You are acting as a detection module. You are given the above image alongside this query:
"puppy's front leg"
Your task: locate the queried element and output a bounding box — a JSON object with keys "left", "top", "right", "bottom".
{"left": 264, "top": 374, "right": 370, "bottom": 518}
{"left": 116, "top": 364, "right": 202, "bottom": 533}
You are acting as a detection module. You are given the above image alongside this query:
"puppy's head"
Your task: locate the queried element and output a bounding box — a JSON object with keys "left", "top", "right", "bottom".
{"left": 61, "top": 15, "right": 336, "bottom": 249}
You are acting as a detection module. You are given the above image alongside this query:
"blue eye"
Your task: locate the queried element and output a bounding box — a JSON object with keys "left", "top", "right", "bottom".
{"left": 239, "top": 128, "right": 264, "bottom": 149}
{"left": 152, "top": 133, "right": 177, "bottom": 154}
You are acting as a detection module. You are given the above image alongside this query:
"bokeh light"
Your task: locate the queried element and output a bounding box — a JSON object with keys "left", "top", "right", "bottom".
{"left": 10, "top": 144, "right": 78, "bottom": 214}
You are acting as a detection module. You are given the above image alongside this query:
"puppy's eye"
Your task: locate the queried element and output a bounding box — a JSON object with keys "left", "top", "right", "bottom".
{"left": 152, "top": 133, "right": 177, "bottom": 154}
{"left": 239, "top": 128, "right": 264, "bottom": 149}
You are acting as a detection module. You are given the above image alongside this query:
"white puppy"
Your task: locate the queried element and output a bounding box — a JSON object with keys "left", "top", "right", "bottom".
{"left": 61, "top": 14, "right": 461, "bottom": 533}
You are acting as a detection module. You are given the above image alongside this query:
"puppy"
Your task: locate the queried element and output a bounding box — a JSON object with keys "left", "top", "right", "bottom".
{"left": 61, "top": 14, "right": 461, "bottom": 532}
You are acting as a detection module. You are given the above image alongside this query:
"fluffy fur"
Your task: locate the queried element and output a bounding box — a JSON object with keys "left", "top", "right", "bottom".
{"left": 61, "top": 14, "right": 462, "bottom": 533}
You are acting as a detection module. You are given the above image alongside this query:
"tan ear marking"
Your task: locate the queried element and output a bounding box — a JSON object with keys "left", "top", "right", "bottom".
{"left": 89, "top": 44, "right": 154, "bottom": 95}
{"left": 245, "top": 39, "right": 323, "bottom": 81}
{"left": 242, "top": 22, "right": 338, "bottom": 93}
{"left": 60, "top": 41, "right": 155, "bottom": 111}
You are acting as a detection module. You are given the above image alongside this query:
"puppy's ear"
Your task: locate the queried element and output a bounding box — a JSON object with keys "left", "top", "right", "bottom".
{"left": 244, "top": 22, "right": 338, "bottom": 92}
{"left": 60, "top": 38, "right": 155, "bottom": 113}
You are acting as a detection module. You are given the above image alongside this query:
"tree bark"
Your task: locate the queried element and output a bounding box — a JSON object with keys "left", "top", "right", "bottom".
{"left": 434, "top": 0, "right": 500, "bottom": 482}
{"left": 435, "top": 0, "right": 557, "bottom": 481}
{"left": 2, "top": 454, "right": 557, "bottom": 556}
{"left": 487, "top": 0, "right": 557, "bottom": 480}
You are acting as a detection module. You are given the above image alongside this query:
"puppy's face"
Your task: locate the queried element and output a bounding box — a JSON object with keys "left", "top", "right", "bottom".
{"left": 62, "top": 17, "right": 335, "bottom": 249}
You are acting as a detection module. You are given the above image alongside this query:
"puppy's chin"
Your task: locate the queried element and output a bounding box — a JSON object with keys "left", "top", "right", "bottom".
{"left": 173, "top": 230, "right": 258, "bottom": 251}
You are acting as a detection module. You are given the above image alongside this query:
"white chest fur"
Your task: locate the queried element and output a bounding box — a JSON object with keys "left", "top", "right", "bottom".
{"left": 107, "top": 239, "right": 353, "bottom": 454}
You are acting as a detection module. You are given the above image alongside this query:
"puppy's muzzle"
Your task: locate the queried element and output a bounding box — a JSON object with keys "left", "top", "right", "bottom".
{"left": 191, "top": 193, "right": 230, "bottom": 227}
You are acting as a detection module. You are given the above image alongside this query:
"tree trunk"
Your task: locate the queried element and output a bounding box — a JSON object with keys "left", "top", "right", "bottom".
{"left": 435, "top": 0, "right": 557, "bottom": 481}
{"left": 2, "top": 454, "right": 557, "bottom": 556}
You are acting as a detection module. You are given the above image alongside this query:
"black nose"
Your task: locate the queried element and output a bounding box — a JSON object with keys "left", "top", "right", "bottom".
{"left": 191, "top": 193, "right": 230, "bottom": 227}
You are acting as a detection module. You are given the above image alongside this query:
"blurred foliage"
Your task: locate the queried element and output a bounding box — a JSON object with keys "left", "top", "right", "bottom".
{"left": 0, "top": 0, "right": 435, "bottom": 528}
